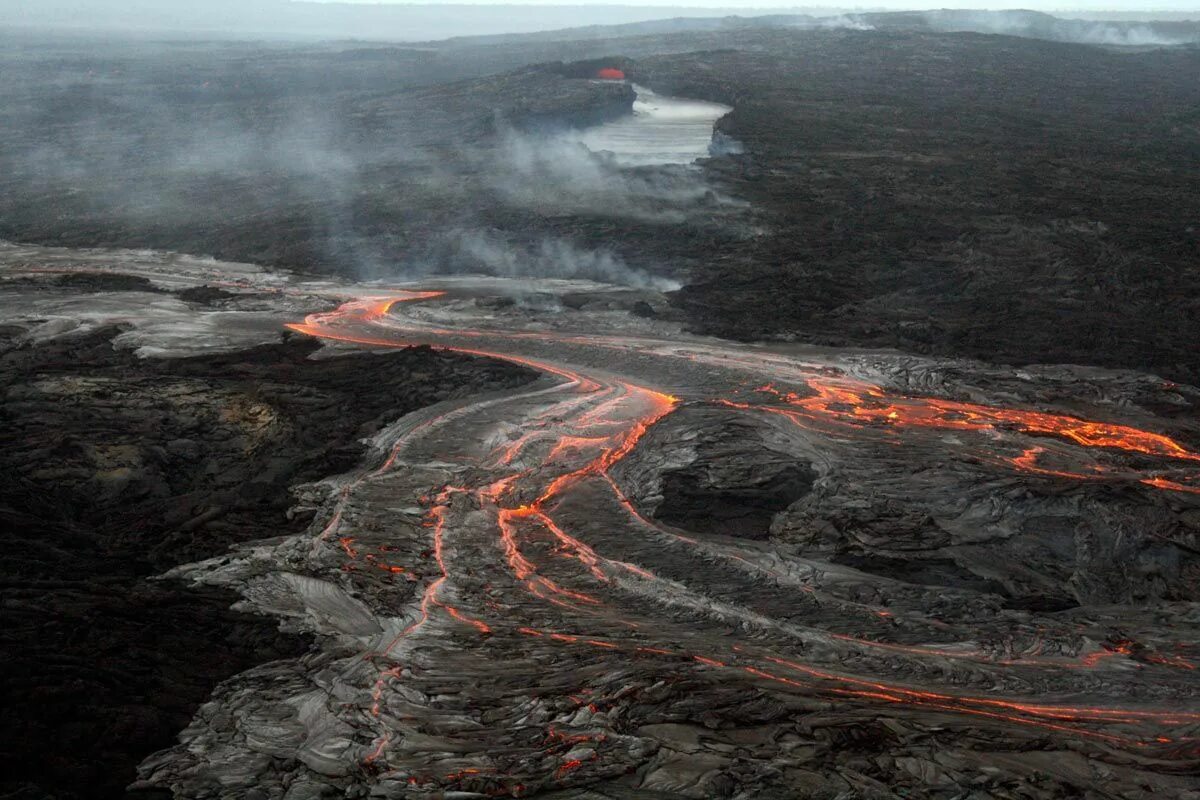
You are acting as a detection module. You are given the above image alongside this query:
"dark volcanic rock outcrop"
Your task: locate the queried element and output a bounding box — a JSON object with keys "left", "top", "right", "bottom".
{"left": 658, "top": 462, "right": 815, "bottom": 540}
{"left": 0, "top": 326, "right": 535, "bottom": 800}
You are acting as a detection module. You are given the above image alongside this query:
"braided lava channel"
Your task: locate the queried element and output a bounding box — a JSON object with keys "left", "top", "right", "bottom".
{"left": 139, "top": 282, "right": 1200, "bottom": 798}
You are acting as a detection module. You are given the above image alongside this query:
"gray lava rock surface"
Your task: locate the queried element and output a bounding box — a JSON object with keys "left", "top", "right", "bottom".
{"left": 0, "top": 312, "right": 535, "bottom": 799}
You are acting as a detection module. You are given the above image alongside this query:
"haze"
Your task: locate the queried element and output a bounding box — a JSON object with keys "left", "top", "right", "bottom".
{"left": 3, "top": 0, "right": 1196, "bottom": 41}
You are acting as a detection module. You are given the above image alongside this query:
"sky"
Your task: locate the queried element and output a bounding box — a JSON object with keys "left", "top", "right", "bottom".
{"left": 309, "top": 0, "right": 1198, "bottom": 8}
{"left": 1, "top": 0, "right": 1194, "bottom": 42}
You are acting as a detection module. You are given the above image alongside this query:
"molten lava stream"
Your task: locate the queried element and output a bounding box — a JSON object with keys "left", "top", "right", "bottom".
{"left": 550, "top": 470, "right": 1197, "bottom": 680}
{"left": 757, "top": 380, "right": 1200, "bottom": 461}
{"left": 725, "top": 381, "right": 1200, "bottom": 494}
{"left": 291, "top": 292, "right": 686, "bottom": 766}
{"left": 491, "top": 462, "right": 1195, "bottom": 749}
{"left": 480, "top": 378, "right": 677, "bottom": 611}
{"left": 287, "top": 292, "right": 1197, "bottom": 769}
{"left": 501, "top": 619, "right": 1197, "bottom": 750}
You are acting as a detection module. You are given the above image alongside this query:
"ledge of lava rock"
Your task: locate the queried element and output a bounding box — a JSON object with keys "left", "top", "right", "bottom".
{"left": 0, "top": 328, "right": 536, "bottom": 800}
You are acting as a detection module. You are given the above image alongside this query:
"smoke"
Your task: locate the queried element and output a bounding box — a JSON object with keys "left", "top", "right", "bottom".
{"left": 793, "top": 15, "right": 875, "bottom": 32}
{"left": 4, "top": 75, "right": 424, "bottom": 218}
{"left": 1063, "top": 23, "right": 1189, "bottom": 47}
{"left": 0, "top": 38, "right": 452, "bottom": 279}
{"left": 708, "top": 131, "right": 744, "bottom": 157}
{"left": 0, "top": 34, "right": 732, "bottom": 290}
{"left": 923, "top": 11, "right": 1193, "bottom": 47}
{"left": 434, "top": 230, "right": 680, "bottom": 291}
{"left": 483, "top": 127, "right": 743, "bottom": 224}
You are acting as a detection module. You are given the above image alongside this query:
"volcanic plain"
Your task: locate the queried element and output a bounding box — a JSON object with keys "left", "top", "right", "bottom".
{"left": 1, "top": 15, "right": 1199, "bottom": 800}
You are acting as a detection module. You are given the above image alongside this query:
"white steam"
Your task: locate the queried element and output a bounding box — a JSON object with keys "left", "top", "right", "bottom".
{"left": 924, "top": 11, "right": 1193, "bottom": 48}
{"left": 445, "top": 230, "right": 680, "bottom": 291}
{"left": 485, "top": 127, "right": 743, "bottom": 224}
{"left": 793, "top": 15, "right": 875, "bottom": 32}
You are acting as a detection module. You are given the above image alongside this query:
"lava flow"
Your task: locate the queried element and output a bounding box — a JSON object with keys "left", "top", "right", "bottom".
{"left": 147, "top": 283, "right": 1200, "bottom": 798}
{"left": 754, "top": 380, "right": 1200, "bottom": 461}
{"left": 732, "top": 380, "right": 1200, "bottom": 493}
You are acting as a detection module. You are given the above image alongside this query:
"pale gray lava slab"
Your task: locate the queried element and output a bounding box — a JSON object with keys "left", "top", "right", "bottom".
{"left": 564, "top": 84, "right": 732, "bottom": 167}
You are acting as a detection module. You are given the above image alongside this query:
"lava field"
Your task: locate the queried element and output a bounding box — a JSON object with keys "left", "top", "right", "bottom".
{"left": 1, "top": 13, "right": 1199, "bottom": 800}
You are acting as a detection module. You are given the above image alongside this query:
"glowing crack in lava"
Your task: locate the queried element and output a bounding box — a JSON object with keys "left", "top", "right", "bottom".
{"left": 735, "top": 381, "right": 1200, "bottom": 494}
{"left": 756, "top": 381, "right": 1200, "bottom": 462}
{"left": 263, "top": 287, "right": 1200, "bottom": 794}
{"left": 34, "top": 257, "right": 1171, "bottom": 799}
{"left": 9, "top": 205, "right": 1200, "bottom": 800}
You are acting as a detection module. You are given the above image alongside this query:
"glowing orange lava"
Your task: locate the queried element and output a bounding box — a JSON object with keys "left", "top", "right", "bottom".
{"left": 755, "top": 381, "right": 1200, "bottom": 462}
{"left": 282, "top": 290, "right": 1198, "bottom": 775}
{"left": 735, "top": 382, "right": 1200, "bottom": 493}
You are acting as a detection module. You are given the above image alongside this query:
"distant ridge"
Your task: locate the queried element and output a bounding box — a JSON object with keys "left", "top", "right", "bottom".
{"left": 2, "top": 2, "right": 1194, "bottom": 47}
{"left": 0, "top": 1, "right": 860, "bottom": 41}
